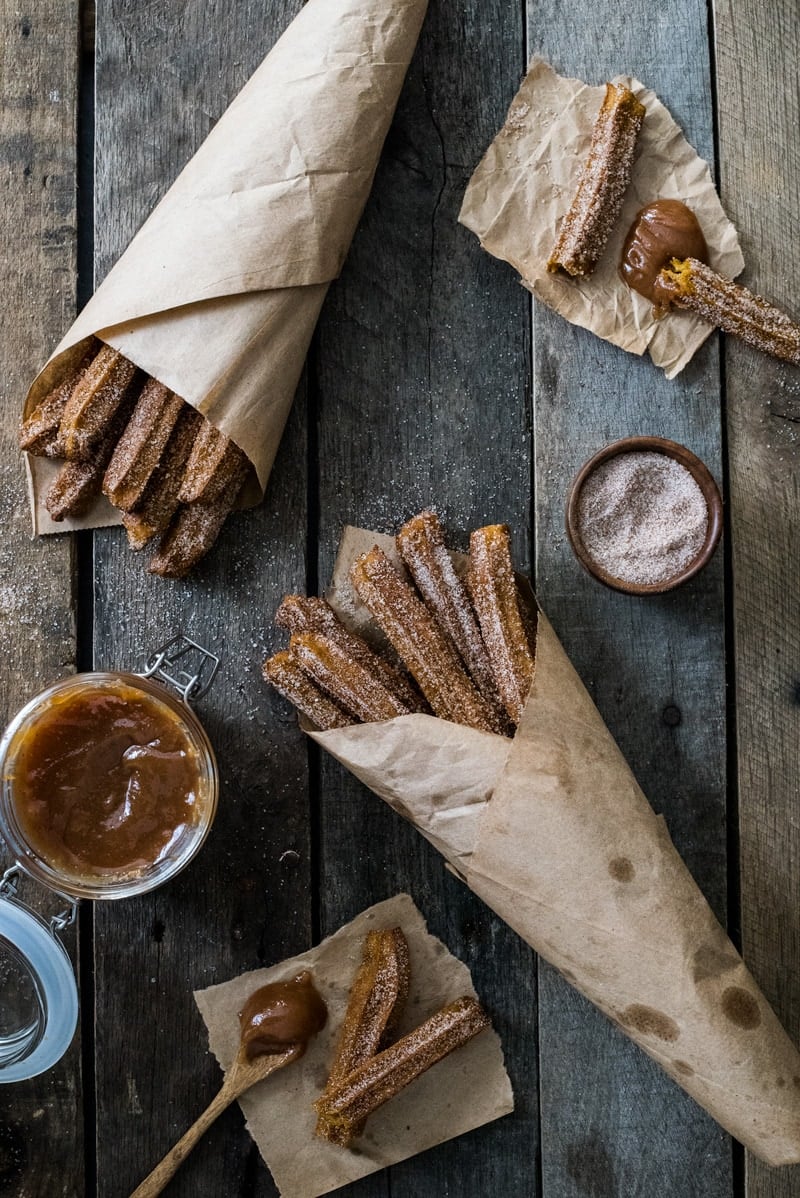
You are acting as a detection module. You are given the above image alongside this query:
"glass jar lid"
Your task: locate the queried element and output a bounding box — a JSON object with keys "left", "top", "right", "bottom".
{"left": 0, "top": 867, "right": 78, "bottom": 1082}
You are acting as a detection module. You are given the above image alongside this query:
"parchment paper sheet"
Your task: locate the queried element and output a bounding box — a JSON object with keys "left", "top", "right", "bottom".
{"left": 459, "top": 57, "right": 744, "bottom": 378}
{"left": 23, "top": 0, "right": 428, "bottom": 534}
{"left": 308, "top": 526, "right": 800, "bottom": 1166}
{"left": 195, "top": 894, "right": 513, "bottom": 1198}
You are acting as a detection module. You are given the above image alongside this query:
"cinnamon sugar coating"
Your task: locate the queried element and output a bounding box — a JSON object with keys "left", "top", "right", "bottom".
{"left": 468, "top": 525, "right": 536, "bottom": 724}
{"left": 122, "top": 407, "right": 204, "bottom": 549}
{"left": 656, "top": 257, "right": 800, "bottom": 365}
{"left": 19, "top": 343, "right": 98, "bottom": 456}
{"left": 316, "top": 927, "right": 410, "bottom": 1144}
{"left": 178, "top": 421, "right": 250, "bottom": 504}
{"left": 277, "top": 594, "right": 427, "bottom": 713}
{"left": 55, "top": 344, "right": 140, "bottom": 461}
{"left": 548, "top": 82, "right": 646, "bottom": 278}
{"left": 396, "top": 510, "right": 508, "bottom": 725}
{"left": 314, "top": 996, "right": 490, "bottom": 1139}
{"left": 148, "top": 467, "right": 247, "bottom": 578}
{"left": 290, "top": 632, "right": 413, "bottom": 723}
{"left": 103, "top": 379, "right": 185, "bottom": 511}
{"left": 262, "top": 650, "right": 352, "bottom": 731}
{"left": 351, "top": 545, "right": 503, "bottom": 733}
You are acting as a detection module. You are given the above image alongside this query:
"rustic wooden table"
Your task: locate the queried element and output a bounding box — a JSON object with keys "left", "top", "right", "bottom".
{"left": 2, "top": 0, "right": 799, "bottom": 1195}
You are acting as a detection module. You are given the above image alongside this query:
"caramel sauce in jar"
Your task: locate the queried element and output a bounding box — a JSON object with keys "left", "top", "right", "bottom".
{"left": 0, "top": 674, "right": 217, "bottom": 897}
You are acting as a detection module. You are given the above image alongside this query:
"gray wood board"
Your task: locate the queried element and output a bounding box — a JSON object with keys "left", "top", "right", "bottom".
{"left": 527, "top": 2, "right": 732, "bottom": 1194}
{"left": 313, "top": 0, "right": 539, "bottom": 1193}
{"left": 0, "top": 3, "right": 83, "bottom": 1195}
{"left": 714, "top": 0, "right": 800, "bottom": 1195}
{"left": 89, "top": 3, "right": 311, "bottom": 1196}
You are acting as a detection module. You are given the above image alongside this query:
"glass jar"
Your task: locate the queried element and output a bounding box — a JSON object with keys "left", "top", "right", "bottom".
{"left": 0, "top": 635, "right": 220, "bottom": 1081}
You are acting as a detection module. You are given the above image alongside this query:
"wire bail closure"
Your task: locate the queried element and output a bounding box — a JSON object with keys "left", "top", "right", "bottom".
{"left": 140, "top": 634, "right": 221, "bottom": 703}
{"left": 1, "top": 865, "right": 78, "bottom": 935}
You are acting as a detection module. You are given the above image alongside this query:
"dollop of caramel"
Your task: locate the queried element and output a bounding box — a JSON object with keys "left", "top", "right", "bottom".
{"left": 620, "top": 200, "right": 708, "bottom": 313}
{"left": 239, "top": 971, "right": 327, "bottom": 1060}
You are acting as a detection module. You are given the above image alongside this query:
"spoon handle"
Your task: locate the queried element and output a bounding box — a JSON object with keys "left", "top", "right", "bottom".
{"left": 128, "top": 1078, "right": 240, "bottom": 1198}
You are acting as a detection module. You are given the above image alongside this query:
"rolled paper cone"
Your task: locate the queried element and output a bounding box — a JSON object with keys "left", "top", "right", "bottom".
{"left": 22, "top": 0, "right": 429, "bottom": 534}
{"left": 309, "top": 527, "right": 800, "bottom": 1166}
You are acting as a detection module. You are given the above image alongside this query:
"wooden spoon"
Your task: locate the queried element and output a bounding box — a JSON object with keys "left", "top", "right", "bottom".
{"left": 129, "top": 1043, "right": 300, "bottom": 1198}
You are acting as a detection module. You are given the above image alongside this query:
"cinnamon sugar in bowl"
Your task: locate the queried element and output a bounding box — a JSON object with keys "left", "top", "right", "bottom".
{"left": 566, "top": 436, "right": 723, "bottom": 595}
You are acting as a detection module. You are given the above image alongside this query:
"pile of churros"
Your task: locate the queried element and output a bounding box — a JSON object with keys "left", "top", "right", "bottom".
{"left": 19, "top": 339, "right": 253, "bottom": 577}
{"left": 314, "top": 926, "right": 490, "bottom": 1145}
{"left": 549, "top": 81, "right": 800, "bottom": 365}
{"left": 263, "top": 511, "right": 537, "bottom": 735}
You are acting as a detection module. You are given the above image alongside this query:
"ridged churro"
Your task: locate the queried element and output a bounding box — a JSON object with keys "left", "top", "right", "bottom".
{"left": 19, "top": 343, "right": 98, "bottom": 456}
{"left": 291, "top": 632, "right": 413, "bottom": 723}
{"left": 654, "top": 257, "right": 800, "bottom": 365}
{"left": 316, "top": 927, "right": 409, "bottom": 1145}
{"left": 314, "top": 996, "right": 490, "bottom": 1142}
{"left": 468, "top": 525, "right": 536, "bottom": 724}
{"left": 548, "top": 82, "right": 646, "bottom": 278}
{"left": 262, "top": 651, "right": 352, "bottom": 731}
{"left": 55, "top": 344, "right": 140, "bottom": 460}
{"left": 103, "top": 379, "right": 185, "bottom": 511}
{"left": 178, "top": 422, "right": 250, "bottom": 504}
{"left": 148, "top": 469, "right": 247, "bottom": 578}
{"left": 396, "top": 511, "right": 506, "bottom": 721}
{"left": 122, "top": 408, "right": 204, "bottom": 549}
{"left": 45, "top": 389, "right": 139, "bottom": 522}
{"left": 351, "top": 546, "right": 503, "bottom": 733}
{"left": 276, "top": 595, "right": 426, "bottom": 713}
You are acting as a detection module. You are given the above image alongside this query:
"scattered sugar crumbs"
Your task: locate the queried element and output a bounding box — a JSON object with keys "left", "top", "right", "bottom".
{"left": 576, "top": 451, "right": 709, "bottom": 586}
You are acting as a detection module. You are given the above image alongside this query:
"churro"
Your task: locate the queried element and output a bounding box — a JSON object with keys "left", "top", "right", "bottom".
{"left": 396, "top": 511, "right": 506, "bottom": 719}
{"left": 316, "top": 927, "right": 409, "bottom": 1145}
{"left": 276, "top": 595, "right": 426, "bottom": 713}
{"left": 55, "top": 344, "right": 140, "bottom": 460}
{"left": 655, "top": 257, "right": 800, "bottom": 365}
{"left": 45, "top": 390, "right": 139, "bottom": 522}
{"left": 19, "top": 343, "right": 97, "bottom": 456}
{"left": 122, "top": 408, "right": 204, "bottom": 549}
{"left": 350, "top": 546, "right": 503, "bottom": 733}
{"left": 178, "top": 422, "right": 250, "bottom": 504}
{"left": 314, "top": 996, "right": 490, "bottom": 1142}
{"left": 148, "top": 468, "right": 246, "bottom": 578}
{"left": 548, "top": 82, "right": 645, "bottom": 278}
{"left": 262, "top": 651, "right": 352, "bottom": 731}
{"left": 102, "top": 380, "right": 185, "bottom": 511}
{"left": 468, "top": 525, "right": 536, "bottom": 724}
{"left": 290, "top": 632, "right": 413, "bottom": 723}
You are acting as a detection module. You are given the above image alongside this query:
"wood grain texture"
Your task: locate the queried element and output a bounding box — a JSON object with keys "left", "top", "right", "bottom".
{"left": 90, "top": 3, "right": 309, "bottom": 1196}
{"left": 713, "top": 1, "right": 800, "bottom": 1195}
{"left": 527, "top": 3, "right": 732, "bottom": 1193}
{"left": 0, "top": 3, "right": 82, "bottom": 1195}
{"left": 313, "top": 1, "right": 540, "bottom": 1193}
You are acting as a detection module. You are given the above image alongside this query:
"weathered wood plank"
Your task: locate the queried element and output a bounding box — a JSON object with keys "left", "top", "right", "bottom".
{"left": 0, "top": 3, "right": 83, "bottom": 1195}
{"left": 527, "top": 4, "right": 733, "bottom": 1194}
{"left": 314, "top": 1, "right": 539, "bottom": 1193}
{"left": 713, "top": 1, "right": 800, "bottom": 1194}
{"left": 90, "top": 3, "right": 309, "bottom": 1195}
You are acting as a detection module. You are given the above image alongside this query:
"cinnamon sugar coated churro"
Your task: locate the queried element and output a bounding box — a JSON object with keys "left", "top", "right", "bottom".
{"left": 655, "top": 257, "right": 800, "bottom": 365}
{"left": 262, "top": 651, "right": 351, "bottom": 731}
{"left": 316, "top": 927, "right": 409, "bottom": 1144}
{"left": 21, "top": 341, "right": 252, "bottom": 574}
{"left": 396, "top": 511, "right": 506, "bottom": 720}
{"left": 290, "top": 632, "right": 413, "bottom": 723}
{"left": 548, "top": 82, "right": 646, "bottom": 278}
{"left": 263, "top": 512, "right": 538, "bottom": 737}
{"left": 468, "top": 525, "right": 536, "bottom": 725}
{"left": 277, "top": 595, "right": 427, "bottom": 713}
{"left": 351, "top": 546, "right": 503, "bottom": 733}
{"left": 314, "top": 996, "right": 490, "bottom": 1141}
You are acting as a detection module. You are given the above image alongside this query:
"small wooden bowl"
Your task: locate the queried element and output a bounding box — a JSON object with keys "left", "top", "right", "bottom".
{"left": 565, "top": 436, "right": 723, "bottom": 596}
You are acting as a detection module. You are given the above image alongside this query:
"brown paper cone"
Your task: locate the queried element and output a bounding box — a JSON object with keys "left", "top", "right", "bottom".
{"left": 307, "top": 526, "right": 800, "bottom": 1166}
{"left": 22, "top": 0, "right": 428, "bottom": 534}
